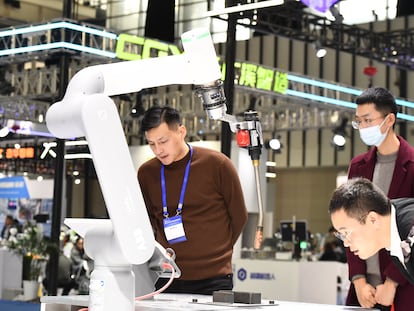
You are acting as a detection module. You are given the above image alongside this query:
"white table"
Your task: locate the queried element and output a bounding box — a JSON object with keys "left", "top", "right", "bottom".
{"left": 0, "top": 247, "right": 22, "bottom": 299}
{"left": 40, "top": 293, "right": 378, "bottom": 311}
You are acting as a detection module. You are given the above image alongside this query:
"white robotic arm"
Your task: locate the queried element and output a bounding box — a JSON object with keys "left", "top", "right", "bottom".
{"left": 46, "top": 28, "right": 225, "bottom": 311}
{"left": 46, "top": 27, "right": 265, "bottom": 310}
{"left": 46, "top": 28, "right": 226, "bottom": 259}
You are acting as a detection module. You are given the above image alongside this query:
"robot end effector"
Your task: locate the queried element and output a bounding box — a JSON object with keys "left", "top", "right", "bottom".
{"left": 195, "top": 81, "right": 263, "bottom": 161}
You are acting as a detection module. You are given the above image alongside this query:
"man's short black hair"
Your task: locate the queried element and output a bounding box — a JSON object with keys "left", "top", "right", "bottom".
{"left": 355, "top": 87, "right": 399, "bottom": 116}
{"left": 328, "top": 177, "right": 391, "bottom": 222}
{"left": 140, "top": 106, "right": 182, "bottom": 133}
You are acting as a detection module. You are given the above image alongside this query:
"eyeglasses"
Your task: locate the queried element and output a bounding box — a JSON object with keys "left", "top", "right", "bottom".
{"left": 334, "top": 229, "right": 352, "bottom": 242}
{"left": 333, "top": 214, "right": 368, "bottom": 242}
{"left": 351, "top": 115, "right": 388, "bottom": 129}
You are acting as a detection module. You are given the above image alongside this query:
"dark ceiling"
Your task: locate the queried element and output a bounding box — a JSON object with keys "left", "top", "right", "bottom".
{"left": 217, "top": 1, "right": 414, "bottom": 71}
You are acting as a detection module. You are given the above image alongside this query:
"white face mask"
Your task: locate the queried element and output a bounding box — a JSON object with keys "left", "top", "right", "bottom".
{"left": 358, "top": 116, "right": 389, "bottom": 146}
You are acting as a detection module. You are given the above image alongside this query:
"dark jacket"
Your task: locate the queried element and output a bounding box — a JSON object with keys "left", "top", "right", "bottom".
{"left": 393, "top": 198, "right": 414, "bottom": 285}
{"left": 346, "top": 136, "right": 414, "bottom": 311}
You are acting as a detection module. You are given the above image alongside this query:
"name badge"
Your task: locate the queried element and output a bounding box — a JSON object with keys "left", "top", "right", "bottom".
{"left": 163, "top": 215, "right": 187, "bottom": 245}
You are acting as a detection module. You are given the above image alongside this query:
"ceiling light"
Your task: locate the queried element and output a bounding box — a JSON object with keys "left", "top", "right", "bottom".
{"left": 266, "top": 172, "right": 277, "bottom": 178}
{"left": 0, "top": 126, "right": 9, "bottom": 138}
{"left": 331, "top": 117, "right": 348, "bottom": 149}
{"left": 268, "top": 138, "right": 281, "bottom": 150}
{"left": 332, "top": 133, "right": 346, "bottom": 147}
{"left": 265, "top": 136, "right": 282, "bottom": 152}
{"left": 314, "top": 40, "right": 327, "bottom": 58}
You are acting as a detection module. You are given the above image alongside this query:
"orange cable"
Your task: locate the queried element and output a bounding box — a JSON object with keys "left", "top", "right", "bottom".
{"left": 135, "top": 262, "right": 175, "bottom": 301}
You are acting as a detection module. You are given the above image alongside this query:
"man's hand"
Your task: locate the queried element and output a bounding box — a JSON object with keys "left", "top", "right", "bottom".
{"left": 354, "top": 277, "right": 376, "bottom": 308}
{"left": 375, "top": 278, "right": 398, "bottom": 306}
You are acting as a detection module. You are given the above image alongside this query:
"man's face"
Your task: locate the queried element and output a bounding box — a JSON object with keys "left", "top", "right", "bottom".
{"left": 330, "top": 208, "right": 380, "bottom": 260}
{"left": 145, "top": 122, "right": 187, "bottom": 165}
{"left": 354, "top": 103, "right": 389, "bottom": 130}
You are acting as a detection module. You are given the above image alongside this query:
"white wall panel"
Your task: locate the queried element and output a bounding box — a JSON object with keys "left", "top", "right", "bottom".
{"left": 338, "top": 51, "right": 353, "bottom": 86}
{"left": 291, "top": 40, "right": 305, "bottom": 74}
{"left": 304, "top": 129, "right": 318, "bottom": 167}
{"left": 306, "top": 45, "right": 321, "bottom": 79}
{"left": 387, "top": 67, "right": 400, "bottom": 97}
{"left": 248, "top": 36, "right": 261, "bottom": 64}
{"left": 236, "top": 40, "right": 247, "bottom": 63}
{"left": 322, "top": 47, "right": 336, "bottom": 82}
{"left": 274, "top": 131, "right": 288, "bottom": 168}
{"left": 337, "top": 136, "right": 352, "bottom": 166}
{"left": 262, "top": 35, "right": 276, "bottom": 67}
{"left": 320, "top": 128, "right": 334, "bottom": 166}
{"left": 354, "top": 55, "right": 372, "bottom": 89}
{"left": 370, "top": 60, "right": 388, "bottom": 90}
{"left": 289, "top": 130, "right": 303, "bottom": 167}
{"left": 276, "top": 37, "right": 291, "bottom": 72}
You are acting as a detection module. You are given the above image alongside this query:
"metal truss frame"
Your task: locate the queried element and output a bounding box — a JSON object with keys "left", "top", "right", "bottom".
{"left": 217, "top": 1, "right": 414, "bottom": 71}
{"left": 0, "top": 19, "right": 118, "bottom": 64}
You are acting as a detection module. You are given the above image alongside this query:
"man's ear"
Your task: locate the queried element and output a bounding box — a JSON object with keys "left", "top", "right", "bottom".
{"left": 366, "top": 211, "right": 380, "bottom": 227}
{"left": 386, "top": 113, "right": 396, "bottom": 127}
{"left": 178, "top": 124, "right": 187, "bottom": 138}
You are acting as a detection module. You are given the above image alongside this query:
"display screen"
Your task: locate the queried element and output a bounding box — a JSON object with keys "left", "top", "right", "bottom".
{"left": 280, "top": 220, "right": 308, "bottom": 242}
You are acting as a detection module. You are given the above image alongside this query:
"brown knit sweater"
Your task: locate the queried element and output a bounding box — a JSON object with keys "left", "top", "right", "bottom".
{"left": 138, "top": 145, "right": 248, "bottom": 280}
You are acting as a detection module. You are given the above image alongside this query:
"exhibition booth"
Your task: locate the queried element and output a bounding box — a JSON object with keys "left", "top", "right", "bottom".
{"left": 233, "top": 259, "right": 349, "bottom": 305}
{"left": 0, "top": 176, "right": 54, "bottom": 300}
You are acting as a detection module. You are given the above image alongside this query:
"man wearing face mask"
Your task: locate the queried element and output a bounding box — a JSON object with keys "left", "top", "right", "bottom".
{"left": 346, "top": 87, "right": 414, "bottom": 311}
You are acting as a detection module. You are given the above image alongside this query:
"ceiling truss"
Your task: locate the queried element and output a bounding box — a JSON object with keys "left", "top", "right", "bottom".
{"left": 221, "top": 1, "right": 414, "bottom": 71}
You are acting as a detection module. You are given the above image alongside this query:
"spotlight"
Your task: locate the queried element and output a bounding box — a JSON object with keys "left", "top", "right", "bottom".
{"left": 268, "top": 138, "right": 281, "bottom": 150}
{"left": 265, "top": 135, "right": 283, "bottom": 152}
{"left": 0, "top": 126, "right": 9, "bottom": 138}
{"left": 313, "top": 40, "right": 327, "bottom": 58}
{"left": 131, "top": 103, "right": 145, "bottom": 118}
{"left": 332, "top": 133, "right": 346, "bottom": 147}
{"left": 331, "top": 117, "right": 348, "bottom": 149}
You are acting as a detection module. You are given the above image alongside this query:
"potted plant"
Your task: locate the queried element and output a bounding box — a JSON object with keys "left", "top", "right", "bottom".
{"left": 6, "top": 221, "right": 55, "bottom": 300}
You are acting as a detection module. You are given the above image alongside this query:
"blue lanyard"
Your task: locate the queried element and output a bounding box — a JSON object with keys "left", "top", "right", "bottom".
{"left": 161, "top": 144, "right": 193, "bottom": 218}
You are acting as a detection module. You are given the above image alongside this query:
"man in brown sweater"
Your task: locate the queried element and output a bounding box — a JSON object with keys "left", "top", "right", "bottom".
{"left": 138, "top": 106, "right": 248, "bottom": 295}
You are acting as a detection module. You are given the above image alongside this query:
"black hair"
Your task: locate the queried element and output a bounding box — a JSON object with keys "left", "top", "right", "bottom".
{"left": 328, "top": 177, "right": 391, "bottom": 222}
{"left": 140, "top": 106, "right": 182, "bottom": 133}
{"left": 355, "top": 87, "right": 399, "bottom": 116}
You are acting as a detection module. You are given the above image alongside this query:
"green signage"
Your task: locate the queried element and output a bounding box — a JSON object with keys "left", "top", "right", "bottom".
{"left": 115, "top": 33, "right": 288, "bottom": 95}
{"left": 116, "top": 33, "right": 181, "bottom": 61}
